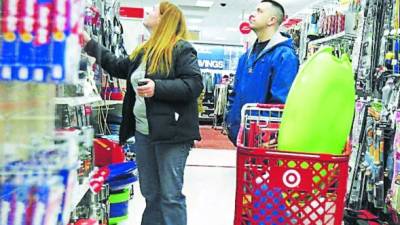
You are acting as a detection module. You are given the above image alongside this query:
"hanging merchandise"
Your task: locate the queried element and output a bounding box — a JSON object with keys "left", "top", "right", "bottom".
{"left": 305, "top": 5, "right": 353, "bottom": 36}
{"left": 285, "top": 23, "right": 302, "bottom": 52}
{"left": 81, "top": 0, "right": 130, "bottom": 137}
{"left": 290, "top": 0, "right": 360, "bottom": 63}
{"left": 344, "top": 0, "right": 400, "bottom": 223}
{"left": 278, "top": 47, "right": 356, "bottom": 155}
{"left": 213, "top": 84, "right": 229, "bottom": 128}
{"left": 0, "top": 0, "right": 84, "bottom": 83}
{"left": 387, "top": 111, "right": 400, "bottom": 223}
{"left": 347, "top": 100, "right": 368, "bottom": 195}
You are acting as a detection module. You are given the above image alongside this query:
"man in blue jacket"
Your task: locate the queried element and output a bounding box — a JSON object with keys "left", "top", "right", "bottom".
{"left": 226, "top": 0, "right": 299, "bottom": 145}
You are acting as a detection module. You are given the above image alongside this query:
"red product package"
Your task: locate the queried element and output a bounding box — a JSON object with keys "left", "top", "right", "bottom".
{"left": 74, "top": 219, "right": 100, "bottom": 225}
{"left": 93, "top": 138, "right": 125, "bottom": 167}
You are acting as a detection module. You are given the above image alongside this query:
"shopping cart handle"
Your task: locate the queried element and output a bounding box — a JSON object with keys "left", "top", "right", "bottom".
{"left": 256, "top": 104, "right": 284, "bottom": 109}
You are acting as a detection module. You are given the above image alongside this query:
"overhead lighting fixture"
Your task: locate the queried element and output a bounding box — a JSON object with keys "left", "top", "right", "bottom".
{"left": 196, "top": 0, "right": 214, "bottom": 7}
{"left": 226, "top": 27, "right": 237, "bottom": 32}
{"left": 187, "top": 18, "right": 203, "bottom": 24}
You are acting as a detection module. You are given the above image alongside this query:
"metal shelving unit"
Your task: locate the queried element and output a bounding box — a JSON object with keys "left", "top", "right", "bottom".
{"left": 54, "top": 96, "right": 103, "bottom": 106}
{"left": 92, "top": 100, "right": 123, "bottom": 107}
{"left": 308, "top": 31, "right": 357, "bottom": 46}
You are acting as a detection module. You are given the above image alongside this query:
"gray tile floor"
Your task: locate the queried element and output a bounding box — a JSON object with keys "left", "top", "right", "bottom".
{"left": 122, "top": 148, "right": 237, "bottom": 225}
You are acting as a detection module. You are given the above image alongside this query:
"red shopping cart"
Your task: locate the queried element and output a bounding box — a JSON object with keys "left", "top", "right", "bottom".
{"left": 234, "top": 104, "right": 349, "bottom": 225}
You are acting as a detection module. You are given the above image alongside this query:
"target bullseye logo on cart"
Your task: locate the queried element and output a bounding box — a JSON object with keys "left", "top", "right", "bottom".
{"left": 282, "top": 169, "right": 301, "bottom": 188}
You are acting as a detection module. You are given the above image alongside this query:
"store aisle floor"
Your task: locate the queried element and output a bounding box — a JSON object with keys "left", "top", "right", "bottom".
{"left": 122, "top": 148, "right": 237, "bottom": 225}
{"left": 195, "top": 126, "right": 236, "bottom": 150}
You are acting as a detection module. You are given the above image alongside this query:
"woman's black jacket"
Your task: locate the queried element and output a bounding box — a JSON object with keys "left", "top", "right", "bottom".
{"left": 84, "top": 39, "right": 203, "bottom": 145}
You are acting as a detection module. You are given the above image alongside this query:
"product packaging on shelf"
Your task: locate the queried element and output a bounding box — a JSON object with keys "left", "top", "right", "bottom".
{"left": 52, "top": 0, "right": 83, "bottom": 83}
{"left": 33, "top": 0, "right": 53, "bottom": 82}
{"left": 389, "top": 111, "right": 400, "bottom": 214}
{"left": 16, "top": 0, "right": 36, "bottom": 81}
{"left": 0, "top": 132, "right": 85, "bottom": 225}
{"left": 0, "top": 173, "right": 68, "bottom": 225}
{"left": 0, "top": 0, "right": 19, "bottom": 80}
{"left": 0, "top": 0, "right": 84, "bottom": 83}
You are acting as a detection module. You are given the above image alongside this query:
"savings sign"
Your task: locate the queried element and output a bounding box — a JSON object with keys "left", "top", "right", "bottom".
{"left": 194, "top": 44, "right": 225, "bottom": 70}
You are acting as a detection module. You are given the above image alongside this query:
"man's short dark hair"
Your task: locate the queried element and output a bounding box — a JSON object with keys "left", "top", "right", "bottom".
{"left": 261, "top": 0, "right": 285, "bottom": 25}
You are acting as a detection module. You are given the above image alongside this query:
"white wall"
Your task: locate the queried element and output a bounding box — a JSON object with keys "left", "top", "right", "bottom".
{"left": 120, "top": 18, "right": 147, "bottom": 54}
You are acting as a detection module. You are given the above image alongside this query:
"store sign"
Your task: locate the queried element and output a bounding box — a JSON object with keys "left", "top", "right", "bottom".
{"left": 195, "top": 44, "right": 225, "bottom": 70}
{"left": 239, "top": 22, "right": 252, "bottom": 35}
{"left": 193, "top": 43, "right": 244, "bottom": 71}
{"left": 198, "top": 59, "right": 225, "bottom": 69}
{"left": 120, "top": 7, "right": 144, "bottom": 18}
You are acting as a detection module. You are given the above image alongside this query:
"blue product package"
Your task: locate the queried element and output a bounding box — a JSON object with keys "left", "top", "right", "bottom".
{"left": 32, "top": 183, "right": 50, "bottom": 225}
{"left": 14, "top": 182, "right": 30, "bottom": 225}
{"left": 43, "top": 177, "right": 65, "bottom": 225}
{"left": 107, "top": 161, "right": 137, "bottom": 181}
{"left": 0, "top": 183, "right": 16, "bottom": 225}
{"left": 56, "top": 168, "right": 73, "bottom": 224}
{"left": 109, "top": 202, "right": 129, "bottom": 218}
{"left": 395, "top": 40, "right": 399, "bottom": 74}
{"left": 108, "top": 176, "right": 137, "bottom": 191}
{"left": 52, "top": 0, "right": 83, "bottom": 83}
{"left": 51, "top": 0, "right": 68, "bottom": 82}
{"left": 32, "top": 0, "right": 54, "bottom": 82}
{"left": 15, "top": 0, "right": 37, "bottom": 81}
{"left": 0, "top": 0, "right": 19, "bottom": 81}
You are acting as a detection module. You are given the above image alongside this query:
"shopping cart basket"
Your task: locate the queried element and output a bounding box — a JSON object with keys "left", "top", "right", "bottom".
{"left": 234, "top": 104, "right": 349, "bottom": 225}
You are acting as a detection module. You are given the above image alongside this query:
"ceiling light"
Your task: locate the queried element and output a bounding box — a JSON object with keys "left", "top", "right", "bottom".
{"left": 226, "top": 27, "right": 237, "bottom": 32}
{"left": 196, "top": 0, "right": 214, "bottom": 7}
{"left": 187, "top": 18, "right": 203, "bottom": 24}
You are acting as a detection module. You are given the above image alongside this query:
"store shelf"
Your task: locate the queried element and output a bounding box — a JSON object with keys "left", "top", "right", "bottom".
{"left": 54, "top": 96, "right": 103, "bottom": 106}
{"left": 199, "top": 116, "right": 214, "bottom": 122}
{"left": 92, "top": 100, "right": 123, "bottom": 107}
{"left": 308, "top": 31, "right": 356, "bottom": 46}
{"left": 0, "top": 115, "right": 56, "bottom": 121}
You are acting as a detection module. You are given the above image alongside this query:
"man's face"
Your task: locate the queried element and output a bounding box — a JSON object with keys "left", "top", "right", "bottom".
{"left": 249, "top": 2, "right": 276, "bottom": 31}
